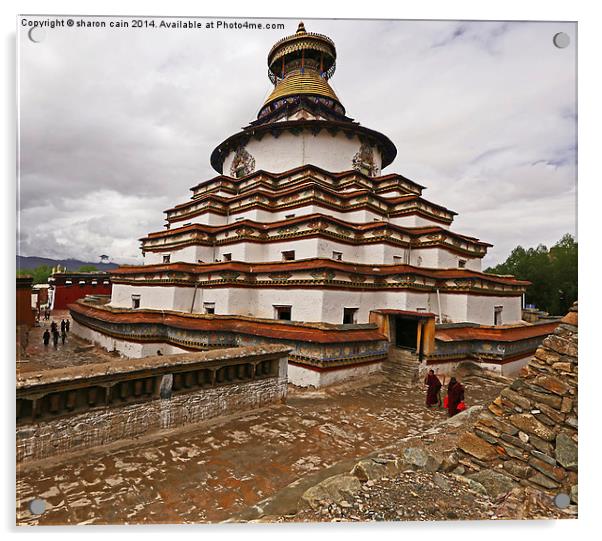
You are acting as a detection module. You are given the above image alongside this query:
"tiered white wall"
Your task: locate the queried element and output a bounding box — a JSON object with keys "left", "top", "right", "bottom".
{"left": 110, "top": 283, "right": 523, "bottom": 325}
{"left": 169, "top": 206, "right": 452, "bottom": 230}
{"left": 145, "top": 237, "right": 482, "bottom": 269}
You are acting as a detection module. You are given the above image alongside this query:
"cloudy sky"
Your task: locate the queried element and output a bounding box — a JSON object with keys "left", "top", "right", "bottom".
{"left": 17, "top": 17, "right": 576, "bottom": 267}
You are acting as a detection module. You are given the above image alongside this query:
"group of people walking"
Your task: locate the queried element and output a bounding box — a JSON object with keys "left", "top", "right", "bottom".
{"left": 42, "top": 318, "right": 70, "bottom": 348}
{"left": 424, "top": 369, "right": 465, "bottom": 417}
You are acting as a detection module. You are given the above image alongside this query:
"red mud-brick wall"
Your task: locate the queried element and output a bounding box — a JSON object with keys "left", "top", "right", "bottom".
{"left": 53, "top": 282, "right": 112, "bottom": 310}
{"left": 455, "top": 303, "right": 577, "bottom": 497}
{"left": 16, "top": 277, "right": 35, "bottom": 327}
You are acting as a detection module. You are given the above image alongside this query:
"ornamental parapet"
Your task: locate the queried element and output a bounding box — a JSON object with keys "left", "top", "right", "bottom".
{"left": 165, "top": 183, "right": 455, "bottom": 225}
{"left": 189, "top": 165, "right": 425, "bottom": 198}
{"left": 141, "top": 213, "right": 490, "bottom": 258}
{"left": 109, "top": 259, "right": 529, "bottom": 296}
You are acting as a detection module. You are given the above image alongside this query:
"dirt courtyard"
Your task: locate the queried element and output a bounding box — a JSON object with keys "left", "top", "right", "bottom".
{"left": 17, "top": 357, "right": 505, "bottom": 525}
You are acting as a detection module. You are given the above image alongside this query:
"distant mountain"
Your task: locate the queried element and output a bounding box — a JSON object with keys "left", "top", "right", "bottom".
{"left": 16, "top": 255, "right": 119, "bottom": 271}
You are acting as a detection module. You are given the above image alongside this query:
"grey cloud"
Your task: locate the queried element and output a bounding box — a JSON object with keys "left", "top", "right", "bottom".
{"left": 18, "top": 18, "right": 576, "bottom": 266}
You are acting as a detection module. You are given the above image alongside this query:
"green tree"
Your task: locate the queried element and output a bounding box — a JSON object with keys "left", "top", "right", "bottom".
{"left": 16, "top": 265, "right": 53, "bottom": 285}
{"left": 485, "top": 234, "right": 577, "bottom": 315}
{"left": 78, "top": 265, "right": 98, "bottom": 272}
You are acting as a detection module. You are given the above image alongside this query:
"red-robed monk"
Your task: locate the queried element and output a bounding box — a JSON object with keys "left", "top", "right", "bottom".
{"left": 446, "top": 377, "right": 465, "bottom": 417}
{"left": 424, "top": 369, "right": 442, "bottom": 408}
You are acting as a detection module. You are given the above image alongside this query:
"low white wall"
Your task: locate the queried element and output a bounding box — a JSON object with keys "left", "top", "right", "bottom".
{"left": 72, "top": 321, "right": 192, "bottom": 358}
{"left": 288, "top": 362, "right": 382, "bottom": 388}
{"left": 427, "top": 354, "right": 532, "bottom": 379}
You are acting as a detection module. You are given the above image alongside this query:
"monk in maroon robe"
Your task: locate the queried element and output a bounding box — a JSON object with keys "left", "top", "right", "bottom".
{"left": 447, "top": 377, "right": 465, "bottom": 417}
{"left": 424, "top": 370, "right": 442, "bottom": 407}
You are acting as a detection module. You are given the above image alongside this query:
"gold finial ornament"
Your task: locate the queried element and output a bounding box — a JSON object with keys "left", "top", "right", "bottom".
{"left": 296, "top": 21, "right": 306, "bottom": 34}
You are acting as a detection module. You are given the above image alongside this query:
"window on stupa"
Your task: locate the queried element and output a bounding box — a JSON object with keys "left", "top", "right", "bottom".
{"left": 343, "top": 307, "right": 358, "bottom": 324}
{"left": 285, "top": 213, "right": 296, "bottom": 219}
{"left": 132, "top": 295, "right": 141, "bottom": 309}
{"left": 223, "top": 253, "right": 232, "bottom": 262}
{"left": 274, "top": 305, "right": 292, "bottom": 320}
{"left": 204, "top": 302, "right": 215, "bottom": 314}
{"left": 282, "top": 250, "right": 295, "bottom": 261}
{"left": 494, "top": 306, "right": 503, "bottom": 325}
{"left": 332, "top": 251, "right": 343, "bottom": 261}
{"left": 163, "top": 255, "right": 171, "bottom": 264}
{"left": 458, "top": 259, "right": 467, "bottom": 268}
{"left": 393, "top": 255, "right": 403, "bottom": 265}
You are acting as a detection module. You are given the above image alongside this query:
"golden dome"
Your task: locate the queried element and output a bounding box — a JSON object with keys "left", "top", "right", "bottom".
{"left": 267, "top": 21, "right": 336, "bottom": 77}
{"left": 262, "top": 69, "right": 340, "bottom": 108}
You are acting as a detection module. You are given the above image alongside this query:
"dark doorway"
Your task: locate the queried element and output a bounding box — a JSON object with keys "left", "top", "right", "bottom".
{"left": 395, "top": 316, "right": 418, "bottom": 350}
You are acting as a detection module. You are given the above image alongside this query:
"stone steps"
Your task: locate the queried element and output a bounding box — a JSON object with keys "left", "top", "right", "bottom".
{"left": 382, "top": 348, "right": 421, "bottom": 382}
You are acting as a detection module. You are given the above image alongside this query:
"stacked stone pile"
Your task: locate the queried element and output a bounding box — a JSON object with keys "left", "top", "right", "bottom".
{"left": 455, "top": 303, "right": 578, "bottom": 501}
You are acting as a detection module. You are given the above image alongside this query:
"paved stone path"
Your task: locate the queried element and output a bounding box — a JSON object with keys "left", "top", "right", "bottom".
{"left": 17, "top": 310, "right": 117, "bottom": 375}
{"left": 16, "top": 369, "right": 505, "bottom": 525}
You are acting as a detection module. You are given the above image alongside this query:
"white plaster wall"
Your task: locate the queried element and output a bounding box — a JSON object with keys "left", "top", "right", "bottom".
{"left": 107, "top": 283, "right": 519, "bottom": 325}
{"left": 430, "top": 249, "right": 481, "bottom": 271}
{"left": 466, "top": 295, "right": 522, "bottom": 325}
{"left": 322, "top": 290, "right": 380, "bottom": 324}
{"left": 390, "top": 215, "right": 451, "bottom": 229}
{"left": 223, "top": 287, "right": 256, "bottom": 316}
{"left": 173, "top": 287, "right": 197, "bottom": 312}
{"left": 434, "top": 293, "right": 469, "bottom": 323}
{"left": 110, "top": 284, "right": 196, "bottom": 312}
{"left": 426, "top": 355, "right": 531, "bottom": 378}
{"left": 164, "top": 245, "right": 213, "bottom": 264}
{"left": 288, "top": 362, "right": 382, "bottom": 388}
{"left": 222, "top": 132, "right": 382, "bottom": 176}
{"left": 257, "top": 289, "right": 324, "bottom": 321}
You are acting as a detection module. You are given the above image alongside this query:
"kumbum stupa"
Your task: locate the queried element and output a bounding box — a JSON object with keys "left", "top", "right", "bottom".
{"left": 71, "top": 22, "right": 558, "bottom": 387}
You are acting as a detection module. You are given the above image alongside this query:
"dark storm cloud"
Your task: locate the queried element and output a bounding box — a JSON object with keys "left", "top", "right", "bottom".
{"left": 18, "top": 18, "right": 576, "bottom": 266}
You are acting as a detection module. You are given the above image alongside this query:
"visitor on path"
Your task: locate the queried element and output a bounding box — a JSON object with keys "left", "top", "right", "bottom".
{"left": 60, "top": 319, "right": 66, "bottom": 333}
{"left": 446, "top": 377, "right": 465, "bottom": 417}
{"left": 50, "top": 321, "right": 57, "bottom": 334}
{"left": 43, "top": 329, "right": 50, "bottom": 347}
{"left": 424, "top": 369, "right": 442, "bottom": 408}
{"left": 65, "top": 319, "right": 70, "bottom": 333}
{"left": 52, "top": 330, "right": 59, "bottom": 348}
{"left": 61, "top": 330, "right": 67, "bottom": 345}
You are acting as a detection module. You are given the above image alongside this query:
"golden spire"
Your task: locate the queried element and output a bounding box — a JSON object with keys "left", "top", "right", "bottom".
{"left": 263, "top": 22, "right": 340, "bottom": 110}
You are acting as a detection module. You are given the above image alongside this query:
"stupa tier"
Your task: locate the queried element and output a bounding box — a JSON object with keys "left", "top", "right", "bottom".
{"left": 70, "top": 23, "right": 555, "bottom": 387}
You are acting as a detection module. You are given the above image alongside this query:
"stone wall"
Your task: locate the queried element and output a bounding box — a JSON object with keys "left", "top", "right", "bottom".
{"left": 16, "top": 345, "right": 289, "bottom": 463}
{"left": 455, "top": 303, "right": 577, "bottom": 500}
